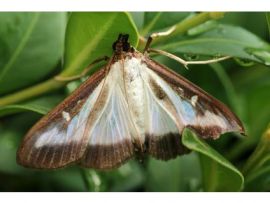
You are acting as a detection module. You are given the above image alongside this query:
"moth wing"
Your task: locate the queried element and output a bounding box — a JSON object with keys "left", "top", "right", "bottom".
{"left": 143, "top": 58, "right": 244, "bottom": 140}
{"left": 143, "top": 80, "right": 190, "bottom": 160}
{"left": 17, "top": 68, "right": 106, "bottom": 169}
{"left": 80, "top": 62, "right": 137, "bottom": 169}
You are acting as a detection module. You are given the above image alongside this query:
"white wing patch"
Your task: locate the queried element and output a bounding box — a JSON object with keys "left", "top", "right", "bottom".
{"left": 88, "top": 87, "right": 136, "bottom": 145}
{"left": 33, "top": 82, "right": 103, "bottom": 149}
{"left": 145, "top": 66, "right": 196, "bottom": 126}
{"left": 145, "top": 88, "right": 179, "bottom": 136}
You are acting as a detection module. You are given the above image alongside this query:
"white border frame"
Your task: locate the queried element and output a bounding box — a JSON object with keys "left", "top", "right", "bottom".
{"left": 0, "top": 0, "right": 269, "bottom": 11}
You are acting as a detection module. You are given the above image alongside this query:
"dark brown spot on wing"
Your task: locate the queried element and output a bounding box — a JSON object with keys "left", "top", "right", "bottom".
{"left": 81, "top": 139, "right": 134, "bottom": 170}
{"left": 149, "top": 78, "right": 167, "bottom": 100}
{"left": 187, "top": 125, "right": 223, "bottom": 139}
{"left": 145, "top": 133, "right": 190, "bottom": 160}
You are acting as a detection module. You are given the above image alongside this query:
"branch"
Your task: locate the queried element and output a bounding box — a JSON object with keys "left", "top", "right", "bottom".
{"left": 0, "top": 79, "right": 65, "bottom": 106}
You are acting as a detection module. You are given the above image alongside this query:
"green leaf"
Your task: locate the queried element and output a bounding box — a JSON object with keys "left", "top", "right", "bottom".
{"left": 187, "top": 20, "right": 219, "bottom": 36}
{"left": 130, "top": 12, "right": 145, "bottom": 32}
{"left": 221, "top": 13, "right": 268, "bottom": 39}
{"left": 146, "top": 153, "right": 202, "bottom": 192}
{"left": 210, "top": 63, "right": 242, "bottom": 117}
{"left": 62, "top": 12, "right": 139, "bottom": 77}
{"left": 0, "top": 93, "right": 64, "bottom": 117}
{"left": 242, "top": 82, "right": 270, "bottom": 138}
{"left": 182, "top": 128, "right": 244, "bottom": 191}
{"left": 0, "top": 12, "right": 66, "bottom": 95}
{"left": 158, "top": 24, "right": 270, "bottom": 65}
{"left": 0, "top": 126, "right": 25, "bottom": 174}
{"left": 141, "top": 12, "right": 192, "bottom": 35}
{"left": 226, "top": 78, "right": 270, "bottom": 160}
{"left": 266, "top": 13, "right": 270, "bottom": 37}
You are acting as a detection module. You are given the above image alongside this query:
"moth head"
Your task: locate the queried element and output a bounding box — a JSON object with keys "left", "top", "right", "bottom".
{"left": 112, "top": 34, "right": 133, "bottom": 54}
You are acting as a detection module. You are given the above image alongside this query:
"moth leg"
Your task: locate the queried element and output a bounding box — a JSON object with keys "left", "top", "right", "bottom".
{"left": 55, "top": 56, "right": 110, "bottom": 82}
{"left": 143, "top": 26, "right": 176, "bottom": 53}
{"left": 148, "top": 48, "right": 231, "bottom": 69}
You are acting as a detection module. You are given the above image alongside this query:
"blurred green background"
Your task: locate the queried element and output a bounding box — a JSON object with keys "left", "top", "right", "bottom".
{"left": 0, "top": 12, "right": 270, "bottom": 192}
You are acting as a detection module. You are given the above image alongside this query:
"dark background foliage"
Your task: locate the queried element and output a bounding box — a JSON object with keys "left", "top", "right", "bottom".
{"left": 0, "top": 12, "right": 270, "bottom": 192}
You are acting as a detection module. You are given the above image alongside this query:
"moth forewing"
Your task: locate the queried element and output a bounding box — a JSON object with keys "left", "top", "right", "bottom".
{"left": 17, "top": 68, "right": 107, "bottom": 169}
{"left": 142, "top": 55, "right": 245, "bottom": 138}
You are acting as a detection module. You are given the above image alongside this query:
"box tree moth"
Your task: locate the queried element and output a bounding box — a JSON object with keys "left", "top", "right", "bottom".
{"left": 17, "top": 34, "right": 245, "bottom": 170}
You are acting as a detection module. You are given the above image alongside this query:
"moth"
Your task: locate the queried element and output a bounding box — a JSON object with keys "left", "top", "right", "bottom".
{"left": 17, "top": 34, "right": 245, "bottom": 170}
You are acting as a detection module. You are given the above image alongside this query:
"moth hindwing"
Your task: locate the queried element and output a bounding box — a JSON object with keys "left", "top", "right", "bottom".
{"left": 17, "top": 34, "right": 244, "bottom": 170}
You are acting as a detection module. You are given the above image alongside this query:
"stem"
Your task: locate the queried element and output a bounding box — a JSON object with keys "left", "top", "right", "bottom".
{"left": 80, "top": 168, "right": 91, "bottom": 191}
{"left": 137, "top": 36, "right": 147, "bottom": 52}
{"left": 137, "top": 12, "right": 225, "bottom": 51}
{"left": 0, "top": 78, "right": 66, "bottom": 106}
{"left": 242, "top": 123, "right": 270, "bottom": 176}
{"left": 80, "top": 168, "right": 102, "bottom": 192}
{"left": 245, "top": 165, "right": 270, "bottom": 184}
{"left": 141, "top": 12, "right": 162, "bottom": 36}
{"left": 151, "top": 12, "right": 225, "bottom": 45}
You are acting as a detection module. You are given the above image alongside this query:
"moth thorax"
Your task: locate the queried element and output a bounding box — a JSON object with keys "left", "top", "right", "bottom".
{"left": 112, "top": 34, "right": 131, "bottom": 55}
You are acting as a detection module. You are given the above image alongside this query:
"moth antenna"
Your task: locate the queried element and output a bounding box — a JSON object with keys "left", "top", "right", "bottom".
{"left": 148, "top": 48, "right": 231, "bottom": 69}
{"left": 143, "top": 26, "right": 176, "bottom": 54}
{"left": 150, "top": 25, "right": 176, "bottom": 39}
{"left": 183, "top": 55, "right": 232, "bottom": 65}
{"left": 55, "top": 56, "right": 110, "bottom": 82}
{"left": 148, "top": 48, "right": 189, "bottom": 69}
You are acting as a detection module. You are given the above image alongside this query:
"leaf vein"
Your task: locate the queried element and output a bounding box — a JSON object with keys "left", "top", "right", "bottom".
{"left": 0, "top": 13, "right": 40, "bottom": 82}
